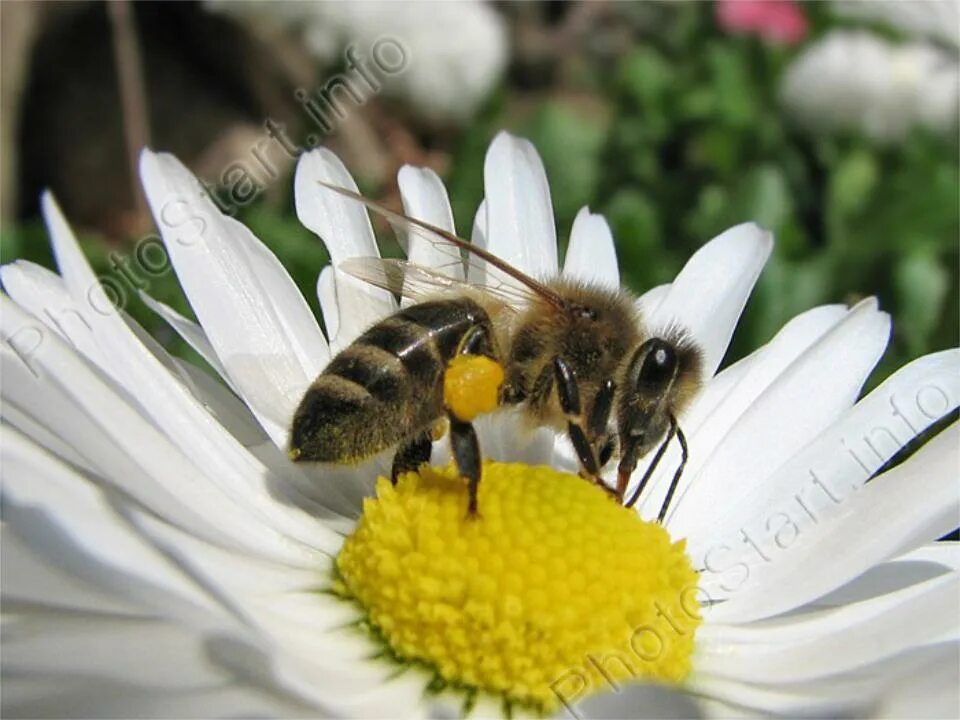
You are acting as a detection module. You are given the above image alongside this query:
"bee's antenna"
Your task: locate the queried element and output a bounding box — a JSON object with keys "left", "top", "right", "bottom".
{"left": 623, "top": 422, "right": 675, "bottom": 509}
{"left": 657, "top": 417, "right": 688, "bottom": 524}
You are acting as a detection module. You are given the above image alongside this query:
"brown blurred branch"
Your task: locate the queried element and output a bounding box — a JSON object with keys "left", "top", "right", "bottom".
{"left": 108, "top": 0, "right": 150, "bottom": 223}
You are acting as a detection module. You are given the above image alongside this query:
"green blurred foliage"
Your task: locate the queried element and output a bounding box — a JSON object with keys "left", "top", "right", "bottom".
{"left": 593, "top": 4, "right": 957, "bottom": 384}
{"left": 497, "top": 2, "right": 956, "bottom": 388}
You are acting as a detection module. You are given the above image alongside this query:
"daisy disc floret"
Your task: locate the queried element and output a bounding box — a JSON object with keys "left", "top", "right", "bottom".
{"left": 335, "top": 462, "right": 700, "bottom": 713}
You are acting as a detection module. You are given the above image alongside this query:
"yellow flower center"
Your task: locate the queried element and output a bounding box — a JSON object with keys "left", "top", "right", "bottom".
{"left": 334, "top": 462, "right": 701, "bottom": 715}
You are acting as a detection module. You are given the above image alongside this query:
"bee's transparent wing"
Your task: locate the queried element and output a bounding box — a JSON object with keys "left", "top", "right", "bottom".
{"left": 339, "top": 257, "right": 522, "bottom": 315}
{"left": 317, "top": 182, "right": 567, "bottom": 310}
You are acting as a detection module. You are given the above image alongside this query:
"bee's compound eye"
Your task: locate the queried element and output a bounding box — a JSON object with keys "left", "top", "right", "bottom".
{"left": 638, "top": 340, "right": 677, "bottom": 389}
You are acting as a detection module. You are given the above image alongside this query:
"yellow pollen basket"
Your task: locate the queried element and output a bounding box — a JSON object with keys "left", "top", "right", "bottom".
{"left": 444, "top": 354, "right": 504, "bottom": 423}
{"left": 335, "top": 462, "right": 701, "bottom": 714}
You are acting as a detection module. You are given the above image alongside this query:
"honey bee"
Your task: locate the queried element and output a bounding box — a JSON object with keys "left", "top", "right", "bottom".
{"left": 289, "top": 185, "right": 703, "bottom": 519}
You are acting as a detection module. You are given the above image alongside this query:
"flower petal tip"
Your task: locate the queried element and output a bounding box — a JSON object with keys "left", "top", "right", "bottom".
{"left": 39, "top": 189, "right": 61, "bottom": 218}
{"left": 740, "top": 221, "right": 775, "bottom": 254}
{"left": 852, "top": 295, "right": 880, "bottom": 312}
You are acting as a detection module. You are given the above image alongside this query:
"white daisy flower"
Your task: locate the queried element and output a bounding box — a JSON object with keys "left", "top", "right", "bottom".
{"left": 833, "top": 0, "right": 960, "bottom": 48}
{"left": 780, "top": 29, "right": 960, "bottom": 142}
{"left": 2, "top": 132, "right": 957, "bottom": 719}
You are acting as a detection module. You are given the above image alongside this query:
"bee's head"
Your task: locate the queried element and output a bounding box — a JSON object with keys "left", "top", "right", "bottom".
{"left": 616, "top": 333, "right": 702, "bottom": 459}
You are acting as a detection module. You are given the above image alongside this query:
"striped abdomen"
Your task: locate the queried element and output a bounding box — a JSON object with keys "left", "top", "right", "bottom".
{"left": 290, "top": 298, "right": 493, "bottom": 463}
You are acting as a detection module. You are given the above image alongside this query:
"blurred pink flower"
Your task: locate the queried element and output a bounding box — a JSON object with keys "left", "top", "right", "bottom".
{"left": 716, "top": 0, "right": 808, "bottom": 44}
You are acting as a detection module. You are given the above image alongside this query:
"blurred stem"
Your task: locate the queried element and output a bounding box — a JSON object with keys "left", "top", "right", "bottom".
{"left": 108, "top": 0, "right": 150, "bottom": 223}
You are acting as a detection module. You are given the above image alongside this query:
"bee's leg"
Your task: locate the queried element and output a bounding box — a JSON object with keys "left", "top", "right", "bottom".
{"left": 588, "top": 379, "right": 616, "bottom": 439}
{"left": 553, "top": 357, "right": 614, "bottom": 495}
{"left": 448, "top": 415, "right": 482, "bottom": 516}
{"left": 443, "top": 324, "right": 498, "bottom": 517}
{"left": 458, "top": 323, "right": 494, "bottom": 357}
{"left": 391, "top": 430, "right": 433, "bottom": 484}
{"left": 622, "top": 423, "right": 676, "bottom": 509}
{"left": 526, "top": 363, "right": 554, "bottom": 412}
{"left": 598, "top": 438, "right": 616, "bottom": 468}
{"left": 656, "top": 417, "right": 688, "bottom": 523}
{"left": 589, "top": 379, "right": 617, "bottom": 483}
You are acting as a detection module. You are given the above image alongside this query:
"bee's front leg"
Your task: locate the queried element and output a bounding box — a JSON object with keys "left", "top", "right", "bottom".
{"left": 553, "top": 357, "right": 616, "bottom": 498}
{"left": 590, "top": 378, "right": 618, "bottom": 488}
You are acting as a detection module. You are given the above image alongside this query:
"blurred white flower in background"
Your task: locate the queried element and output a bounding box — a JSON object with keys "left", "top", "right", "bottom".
{"left": 833, "top": 0, "right": 960, "bottom": 47}
{"left": 207, "top": 0, "right": 507, "bottom": 123}
{"left": 781, "top": 29, "right": 959, "bottom": 142}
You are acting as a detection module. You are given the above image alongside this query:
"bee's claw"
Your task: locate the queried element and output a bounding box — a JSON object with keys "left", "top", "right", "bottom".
{"left": 582, "top": 473, "right": 619, "bottom": 501}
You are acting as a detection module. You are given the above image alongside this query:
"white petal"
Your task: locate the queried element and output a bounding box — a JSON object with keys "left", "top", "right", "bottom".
{"left": 38, "top": 197, "right": 347, "bottom": 550}
{"left": 635, "top": 303, "right": 850, "bottom": 519}
{"left": 635, "top": 282, "right": 671, "bottom": 318}
{"left": 874, "top": 642, "right": 960, "bottom": 719}
{"left": 574, "top": 683, "right": 704, "bottom": 719}
{"left": 4, "top": 615, "right": 226, "bottom": 689}
{"left": 697, "top": 572, "right": 959, "bottom": 683}
{"left": 139, "top": 153, "right": 328, "bottom": 442}
{"left": 294, "top": 148, "right": 396, "bottom": 348}
{"left": 473, "top": 409, "right": 556, "bottom": 467}
{"left": 128, "top": 504, "right": 345, "bottom": 609}
{"left": 467, "top": 198, "right": 489, "bottom": 284}
{"left": 562, "top": 207, "right": 620, "bottom": 290}
{"left": 896, "top": 541, "right": 960, "bottom": 570}
{"left": 2, "top": 429, "right": 231, "bottom": 625}
{"left": 667, "top": 298, "right": 889, "bottom": 538}
{"left": 120, "top": 316, "right": 276, "bottom": 451}
{"left": 2, "top": 675, "right": 316, "bottom": 718}
{"left": 0, "top": 338, "right": 258, "bottom": 556}
{"left": 2, "top": 399, "right": 97, "bottom": 474}
{"left": 811, "top": 549, "right": 957, "bottom": 609}
{"left": 647, "top": 223, "right": 773, "bottom": 379}
{"left": 210, "top": 635, "right": 425, "bottom": 716}
{"left": 138, "top": 291, "right": 230, "bottom": 382}
{"left": 689, "top": 674, "right": 867, "bottom": 717}
{"left": 398, "top": 164, "right": 463, "bottom": 282}
{"left": 4, "top": 440, "right": 360, "bottom": 715}
{"left": 483, "top": 131, "right": 558, "bottom": 279}
{"left": 690, "top": 348, "right": 959, "bottom": 561}
{"left": 1, "top": 526, "right": 140, "bottom": 617}
{"left": 244, "top": 440, "right": 361, "bottom": 528}
{"left": 0, "top": 259, "right": 233, "bottom": 438}
{"left": 316, "top": 264, "right": 341, "bottom": 346}
{"left": 170, "top": 358, "right": 268, "bottom": 447}
{"left": 705, "top": 423, "right": 959, "bottom": 623}
{"left": 693, "top": 641, "right": 958, "bottom": 717}
{"left": 0, "top": 260, "right": 107, "bottom": 368}
{"left": 0, "top": 299, "right": 337, "bottom": 562}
